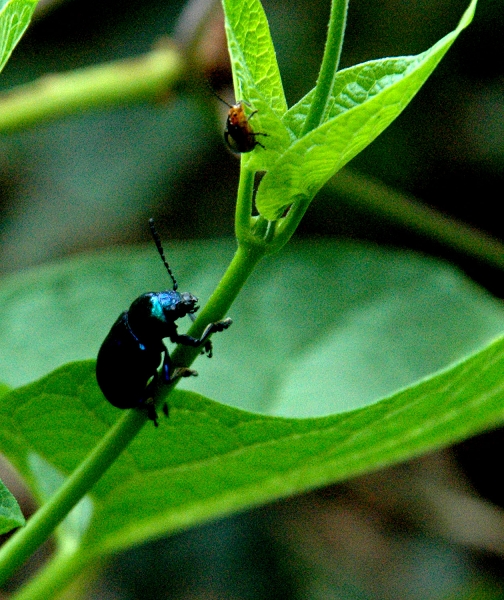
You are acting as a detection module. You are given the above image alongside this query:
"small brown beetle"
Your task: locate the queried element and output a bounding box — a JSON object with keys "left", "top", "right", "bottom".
{"left": 223, "top": 100, "right": 268, "bottom": 153}
{"left": 209, "top": 87, "right": 268, "bottom": 153}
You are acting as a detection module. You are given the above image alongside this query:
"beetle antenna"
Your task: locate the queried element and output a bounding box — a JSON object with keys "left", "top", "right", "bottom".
{"left": 148, "top": 218, "right": 178, "bottom": 291}
{"left": 206, "top": 82, "right": 233, "bottom": 108}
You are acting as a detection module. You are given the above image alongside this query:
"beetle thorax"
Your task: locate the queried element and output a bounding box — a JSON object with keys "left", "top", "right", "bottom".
{"left": 127, "top": 291, "right": 198, "bottom": 340}
{"left": 150, "top": 291, "right": 198, "bottom": 320}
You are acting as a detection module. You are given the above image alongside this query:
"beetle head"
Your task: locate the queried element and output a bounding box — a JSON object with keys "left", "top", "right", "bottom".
{"left": 176, "top": 291, "right": 199, "bottom": 317}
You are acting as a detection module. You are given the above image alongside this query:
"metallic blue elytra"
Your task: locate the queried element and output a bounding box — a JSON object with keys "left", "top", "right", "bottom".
{"left": 96, "top": 220, "right": 232, "bottom": 426}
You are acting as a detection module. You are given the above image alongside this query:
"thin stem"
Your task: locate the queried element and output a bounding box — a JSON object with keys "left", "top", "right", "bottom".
{"left": 168, "top": 241, "right": 266, "bottom": 372}
{"left": 301, "top": 0, "right": 348, "bottom": 135}
{"left": 263, "top": 220, "right": 277, "bottom": 244}
{"left": 0, "top": 45, "right": 185, "bottom": 133}
{"left": 267, "top": 197, "right": 312, "bottom": 253}
{"left": 0, "top": 409, "right": 146, "bottom": 587}
{"left": 330, "top": 168, "right": 504, "bottom": 271}
{"left": 235, "top": 162, "right": 256, "bottom": 243}
{"left": 251, "top": 215, "right": 269, "bottom": 239}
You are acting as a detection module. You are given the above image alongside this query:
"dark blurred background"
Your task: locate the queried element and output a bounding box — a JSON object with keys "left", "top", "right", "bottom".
{"left": 1, "top": 0, "right": 504, "bottom": 597}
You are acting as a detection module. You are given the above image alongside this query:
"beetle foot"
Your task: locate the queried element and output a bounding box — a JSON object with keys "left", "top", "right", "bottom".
{"left": 171, "top": 367, "right": 198, "bottom": 380}
{"left": 203, "top": 340, "right": 213, "bottom": 358}
{"left": 215, "top": 318, "right": 232, "bottom": 331}
{"left": 203, "top": 318, "right": 233, "bottom": 358}
{"left": 144, "top": 399, "right": 159, "bottom": 427}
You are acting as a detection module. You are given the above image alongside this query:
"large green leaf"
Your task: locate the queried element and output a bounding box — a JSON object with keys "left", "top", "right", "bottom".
{"left": 0, "top": 0, "right": 39, "bottom": 75}
{"left": 1, "top": 239, "right": 504, "bottom": 561}
{"left": 2, "top": 338, "right": 504, "bottom": 560}
{"left": 1, "top": 240, "right": 503, "bottom": 415}
{"left": 255, "top": 0, "right": 477, "bottom": 219}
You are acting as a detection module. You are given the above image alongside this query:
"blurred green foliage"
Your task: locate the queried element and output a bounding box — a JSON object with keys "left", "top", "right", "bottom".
{"left": 0, "top": 0, "right": 502, "bottom": 279}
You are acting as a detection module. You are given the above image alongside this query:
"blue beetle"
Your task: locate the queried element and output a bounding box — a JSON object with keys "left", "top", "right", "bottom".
{"left": 96, "top": 219, "right": 232, "bottom": 425}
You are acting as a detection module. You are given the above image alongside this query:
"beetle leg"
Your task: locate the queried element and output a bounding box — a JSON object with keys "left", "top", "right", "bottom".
{"left": 252, "top": 139, "right": 266, "bottom": 150}
{"left": 143, "top": 398, "right": 159, "bottom": 427}
{"left": 198, "top": 319, "right": 232, "bottom": 355}
{"left": 160, "top": 343, "right": 196, "bottom": 383}
{"left": 171, "top": 367, "right": 198, "bottom": 379}
{"left": 172, "top": 318, "right": 232, "bottom": 356}
{"left": 161, "top": 359, "right": 170, "bottom": 383}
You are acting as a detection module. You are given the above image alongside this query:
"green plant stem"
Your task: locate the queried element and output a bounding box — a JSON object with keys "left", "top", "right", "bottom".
{"left": 0, "top": 226, "right": 266, "bottom": 588}
{"left": 0, "top": 409, "right": 146, "bottom": 587}
{"left": 235, "top": 162, "right": 256, "bottom": 244}
{"left": 301, "top": 0, "right": 348, "bottom": 135}
{"left": 270, "top": 196, "right": 312, "bottom": 253}
{"left": 331, "top": 168, "right": 504, "bottom": 271}
{"left": 169, "top": 240, "right": 266, "bottom": 372}
{"left": 252, "top": 216, "right": 269, "bottom": 240}
{"left": 0, "top": 45, "right": 185, "bottom": 133}
{"left": 235, "top": 156, "right": 305, "bottom": 255}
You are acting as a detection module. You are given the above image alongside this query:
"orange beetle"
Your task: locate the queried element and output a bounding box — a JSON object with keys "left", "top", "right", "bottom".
{"left": 224, "top": 100, "right": 268, "bottom": 153}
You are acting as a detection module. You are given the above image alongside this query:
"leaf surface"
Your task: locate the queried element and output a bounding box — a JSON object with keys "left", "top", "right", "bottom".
{"left": 1, "top": 239, "right": 504, "bottom": 557}
{"left": 221, "top": 0, "right": 291, "bottom": 170}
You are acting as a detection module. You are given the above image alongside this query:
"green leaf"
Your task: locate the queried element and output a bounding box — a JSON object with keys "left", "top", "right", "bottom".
{"left": 0, "top": 382, "right": 10, "bottom": 400}
{"left": 221, "top": 0, "right": 287, "bottom": 115}
{"left": 3, "top": 334, "right": 504, "bottom": 560}
{"left": 0, "top": 478, "right": 25, "bottom": 535}
{"left": 0, "top": 0, "right": 39, "bottom": 75}
{"left": 1, "top": 240, "right": 503, "bottom": 416}
{"left": 183, "top": 241, "right": 504, "bottom": 416}
{"left": 221, "top": 0, "right": 292, "bottom": 171}
{"left": 282, "top": 57, "right": 437, "bottom": 139}
{"left": 1, "top": 239, "right": 504, "bottom": 560}
{"left": 255, "top": 0, "right": 478, "bottom": 219}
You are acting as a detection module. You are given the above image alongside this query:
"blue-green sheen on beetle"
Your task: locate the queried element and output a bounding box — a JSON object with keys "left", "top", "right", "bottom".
{"left": 96, "top": 219, "right": 232, "bottom": 426}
